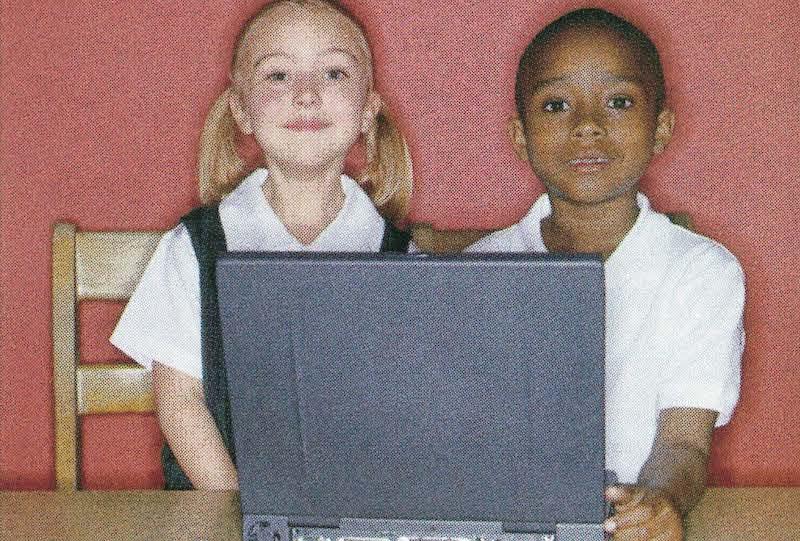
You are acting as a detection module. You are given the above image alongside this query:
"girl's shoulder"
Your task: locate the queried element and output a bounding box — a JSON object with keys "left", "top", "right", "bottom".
{"left": 144, "top": 222, "right": 202, "bottom": 283}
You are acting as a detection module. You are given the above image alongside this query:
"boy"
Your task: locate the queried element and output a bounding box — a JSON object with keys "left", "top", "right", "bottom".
{"left": 417, "top": 9, "right": 745, "bottom": 540}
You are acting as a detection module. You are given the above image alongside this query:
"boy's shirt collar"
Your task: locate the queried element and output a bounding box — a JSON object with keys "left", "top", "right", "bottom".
{"left": 521, "top": 192, "right": 656, "bottom": 283}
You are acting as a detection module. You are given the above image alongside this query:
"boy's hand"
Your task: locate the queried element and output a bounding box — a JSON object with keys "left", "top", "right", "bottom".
{"left": 604, "top": 485, "right": 683, "bottom": 540}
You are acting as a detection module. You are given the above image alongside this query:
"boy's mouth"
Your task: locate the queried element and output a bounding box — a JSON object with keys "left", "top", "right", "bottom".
{"left": 568, "top": 155, "right": 611, "bottom": 172}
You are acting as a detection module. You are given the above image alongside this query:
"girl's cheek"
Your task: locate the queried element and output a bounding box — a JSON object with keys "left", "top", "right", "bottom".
{"left": 247, "top": 84, "right": 290, "bottom": 108}
{"left": 328, "top": 84, "right": 368, "bottom": 109}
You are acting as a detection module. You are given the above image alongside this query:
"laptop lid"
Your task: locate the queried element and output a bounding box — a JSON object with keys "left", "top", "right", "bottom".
{"left": 216, "top": 252, "right": 605, "bottom": 530}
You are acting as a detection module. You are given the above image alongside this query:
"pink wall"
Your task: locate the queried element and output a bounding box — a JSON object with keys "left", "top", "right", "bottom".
{"left": 1, "top": 0, "right": 798, "bottom": 490}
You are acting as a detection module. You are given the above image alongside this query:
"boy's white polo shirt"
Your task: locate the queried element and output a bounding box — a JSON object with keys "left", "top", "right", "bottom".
{"left": 466, "top": 192, "right": 745, "bottom": 483}
{"left": 111, "top": 168, "right": 386, "bottom": 380}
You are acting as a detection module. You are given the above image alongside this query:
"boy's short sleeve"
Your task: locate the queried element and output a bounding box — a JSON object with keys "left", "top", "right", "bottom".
{"left": 656, "top": 245, "right": 745, "bottom": 427}
{"left": 110, "top": 224, "right": 203, "bottom": 380}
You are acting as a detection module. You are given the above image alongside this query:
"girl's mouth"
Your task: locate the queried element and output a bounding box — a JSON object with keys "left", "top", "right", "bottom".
{"left": 284, "top": 118, "right": 331, "bottom": 131}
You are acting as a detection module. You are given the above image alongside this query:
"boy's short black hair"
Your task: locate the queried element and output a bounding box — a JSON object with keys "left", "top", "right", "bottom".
{"left": 514, "top": 8, "right": 666, "bottom": 118}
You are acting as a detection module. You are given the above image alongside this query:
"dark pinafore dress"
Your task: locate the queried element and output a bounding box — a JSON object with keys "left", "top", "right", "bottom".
{"left": 162, "top": 205, "right": 411, "bottom": 489}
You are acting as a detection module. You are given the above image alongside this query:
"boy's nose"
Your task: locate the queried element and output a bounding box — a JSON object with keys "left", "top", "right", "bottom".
{"left": 292, "top": 75, "right": 322, "bottom": 108}
{"left": 571, "top": 113, "right": 607, "bottom": 140}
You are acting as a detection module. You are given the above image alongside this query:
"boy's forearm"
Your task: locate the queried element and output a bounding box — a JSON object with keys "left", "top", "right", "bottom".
{"left": 636, "top": 439, "right": 709, "bottom": 515}
{"left": 410, "top": 223, "right": 492, "bottom": 253}
{"left": 158, "top": 396, "right": 239, "bottom": 490}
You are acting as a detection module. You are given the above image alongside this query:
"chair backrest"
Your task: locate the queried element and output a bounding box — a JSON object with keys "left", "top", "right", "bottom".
{"left": 410, "top": 213, "right": 692, "bottom": 253}
{"left": 52, "top": 223, "right": 164, "bottom": 491}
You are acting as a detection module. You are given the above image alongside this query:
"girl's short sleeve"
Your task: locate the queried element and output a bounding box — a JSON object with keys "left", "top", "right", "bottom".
{"left": 110, "top": 223, "right": 203, "bottom": 380}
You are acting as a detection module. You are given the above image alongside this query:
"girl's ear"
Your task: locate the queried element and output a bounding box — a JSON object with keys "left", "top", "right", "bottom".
{"left": 507, "top": 115, "right": 530, "bottom": 162}
{"left": 653, "top": 108, "right": 675, "bottom": 154}
{"left": 361, "top": 90, "right": 383, "bottom": 134}
{"left": 229, "top": 89, "right": 253, "bottom": 135}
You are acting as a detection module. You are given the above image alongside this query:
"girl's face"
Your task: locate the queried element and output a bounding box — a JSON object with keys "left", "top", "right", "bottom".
{"left": 231, "top": 5, "right": 379, "bottom": 172}
{"left": 511, "top": 27, "right": 674, "bottom": 206}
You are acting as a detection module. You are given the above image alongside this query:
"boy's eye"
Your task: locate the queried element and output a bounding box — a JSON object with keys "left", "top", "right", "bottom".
{"left": 324, "top": 68, "right": 349, "bottom": 81}
{"left": 543, "top": 100, "right": 570, "bottom": 113}
{"left": 608, "top": 96, "right": 634, "bottom": 109}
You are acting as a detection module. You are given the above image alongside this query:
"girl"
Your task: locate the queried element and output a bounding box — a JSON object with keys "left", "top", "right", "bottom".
{"left": 111, "top": 0, "right": 412, "bottom": 490}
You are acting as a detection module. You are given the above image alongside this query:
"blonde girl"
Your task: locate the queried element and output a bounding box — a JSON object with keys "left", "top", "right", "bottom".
{"left": 111, "top": 0, "right": 413, "bottom": 490}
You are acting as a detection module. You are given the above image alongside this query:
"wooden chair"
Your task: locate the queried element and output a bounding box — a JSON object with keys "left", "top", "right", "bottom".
{"left": 51, "top": 214, "right": 691, "bottom": 490}
{"left": 52, "top": 223, "right": 164, "bottom": 490}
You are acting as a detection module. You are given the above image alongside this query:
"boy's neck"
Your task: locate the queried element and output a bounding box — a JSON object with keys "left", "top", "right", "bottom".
{"left": 541, "top": 191, "right": 639, "bottom": 260}
{"left": 263, "top": 161, "right": 347, "bottom": 245}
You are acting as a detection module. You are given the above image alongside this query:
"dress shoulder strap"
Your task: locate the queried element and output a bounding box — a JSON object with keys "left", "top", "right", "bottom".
{"left": 180, "top": 204, "right": 227, "bottom": 261}
{"left": 380, "top": 219, "right": 411, "bottom": 253}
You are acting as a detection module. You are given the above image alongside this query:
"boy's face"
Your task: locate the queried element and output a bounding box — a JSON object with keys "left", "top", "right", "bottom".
{"left": 510, "top": 28, "right": 674, "bottom": 205}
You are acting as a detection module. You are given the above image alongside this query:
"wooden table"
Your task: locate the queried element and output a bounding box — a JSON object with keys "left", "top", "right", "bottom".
{"left": 0, "top": 490, "right": 241, "bottom": 541}
{"left": 1, "top": 488, "right": 798, "bottom": 540}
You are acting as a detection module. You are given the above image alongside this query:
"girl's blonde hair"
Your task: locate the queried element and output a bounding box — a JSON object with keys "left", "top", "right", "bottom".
{"left": 197, "top": 0, "right": 412, "bottom": 223}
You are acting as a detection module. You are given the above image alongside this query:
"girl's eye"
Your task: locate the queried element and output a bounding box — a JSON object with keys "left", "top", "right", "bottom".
{"left": 543, "top": 100, "right": 570, "bottom": 113}
{"left": 266, "top": 71, "right": 288, "bottom": 82}
{"left": 608, "top": 96, "right": 634, "bottom": 109}
{"left": 325, "top": 69, "right": 348, "bottom": 81}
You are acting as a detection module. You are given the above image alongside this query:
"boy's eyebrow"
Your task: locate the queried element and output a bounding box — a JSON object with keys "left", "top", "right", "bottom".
{"left": 529, "top": 73, "right": 646, "bottom": 93}
{"left": 253, "top": 47, "right": 360, "bottom": 69}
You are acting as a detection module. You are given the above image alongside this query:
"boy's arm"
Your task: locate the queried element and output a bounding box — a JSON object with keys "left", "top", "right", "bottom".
{"left": 605, "top": 407, "right": 717, "bottom": 539}
{"left": 410, "top": 223, "right": 493, "bottom": 253}
{"left": 152, "top": 361, "right": 239, "bottom": 490}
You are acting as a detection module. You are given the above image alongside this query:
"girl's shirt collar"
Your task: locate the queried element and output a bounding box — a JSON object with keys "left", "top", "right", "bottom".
{"left": 219, "top": 168, "right": 384, "bottom": 251}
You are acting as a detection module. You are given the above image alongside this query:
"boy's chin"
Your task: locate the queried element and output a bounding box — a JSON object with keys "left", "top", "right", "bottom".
{"left": 543, "top": 183, "right": 640, "bottom": 206}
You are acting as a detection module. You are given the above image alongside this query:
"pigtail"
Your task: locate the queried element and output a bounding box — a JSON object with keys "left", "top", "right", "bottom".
{"left": 197, "top": 87, "right": 249, "bottom": 204}
{"left": 361, "top": 103, "right": 413, "bottom": 224}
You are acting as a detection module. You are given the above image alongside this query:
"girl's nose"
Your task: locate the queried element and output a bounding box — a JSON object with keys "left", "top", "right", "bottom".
{"left": 292, "top": 75, "right": 322, "bottom": 108}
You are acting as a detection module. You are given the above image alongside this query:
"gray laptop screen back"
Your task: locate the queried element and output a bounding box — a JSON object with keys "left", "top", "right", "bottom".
{"left": 217, "top": 252, "right": 605, "bottom": 527}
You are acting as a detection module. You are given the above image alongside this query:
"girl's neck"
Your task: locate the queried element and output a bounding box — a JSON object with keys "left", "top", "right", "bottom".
{"left": 541, "top": 191, "right": 639, "bottom": 260}
{"left": 263, "top": 162, "right": 347, "bottom": 245}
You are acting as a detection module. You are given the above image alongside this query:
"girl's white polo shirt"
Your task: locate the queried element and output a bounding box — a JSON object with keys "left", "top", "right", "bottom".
{"left": 110, "top": 168, "right": 386, "bottom": 381}
{"left": 465, "top": 193, "right": 745, "bottom": 483}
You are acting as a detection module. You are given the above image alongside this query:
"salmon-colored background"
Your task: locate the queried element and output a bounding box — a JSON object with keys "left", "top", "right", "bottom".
{"left": 1, "top": 0, "right": 798, "bottom": 490}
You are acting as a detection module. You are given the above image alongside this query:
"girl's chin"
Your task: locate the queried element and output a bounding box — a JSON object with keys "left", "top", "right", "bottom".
{"left": 264, "top": 155, "right": 348, "bottom": 175}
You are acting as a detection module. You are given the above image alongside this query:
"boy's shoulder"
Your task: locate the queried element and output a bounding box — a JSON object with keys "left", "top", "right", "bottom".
{"left": 464, "top": 194, "right": 550, "bottom": 253}
{"left": 464, "top": 223, "right": 533, "bottom": 252}
{"left": 633, "top": 206, "right": 744, "bottom": 285}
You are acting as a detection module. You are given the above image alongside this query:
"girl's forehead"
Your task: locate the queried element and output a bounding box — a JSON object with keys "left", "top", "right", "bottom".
{"left": 238, "top": 5, "right": 368, "bottom": 67}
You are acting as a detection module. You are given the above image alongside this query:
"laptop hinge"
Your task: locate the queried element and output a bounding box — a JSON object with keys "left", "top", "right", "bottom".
{"left": 242, "top": 517, "right": 603, "bottom": 541}
{"left": 244, "top": 515, "right": 290, "bottom": 541}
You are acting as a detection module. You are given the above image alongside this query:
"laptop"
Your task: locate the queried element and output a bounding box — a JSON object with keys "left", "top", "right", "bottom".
{"left": 216, "top": 252, "right": 607, "bottom": 541}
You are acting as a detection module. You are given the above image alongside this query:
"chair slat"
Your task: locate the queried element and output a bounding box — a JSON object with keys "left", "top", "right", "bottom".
{"left": 76, "top": 364, "right": 155, "bottom": 415}
{"left": 52, "top": 223, "right": 80, "bottom": 491}
{"left": 75, "top": 231, "right": 162, "bottom": 300}
{"left": 667, "top": 212, "right": 693, "bottom": 230}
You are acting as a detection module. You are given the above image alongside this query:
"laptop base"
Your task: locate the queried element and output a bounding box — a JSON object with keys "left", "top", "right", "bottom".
{"left": 243, "top": 515, "right": 604, "bottom": 541}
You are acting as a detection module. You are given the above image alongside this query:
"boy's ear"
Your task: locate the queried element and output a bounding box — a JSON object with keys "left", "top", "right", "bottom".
{"left": 507, "top": 115, "right": 530, "bottom": 162}
{"left": 361, "top": 91, "right": 383, "bottom": 134}
{"left": 653, "top": 108, "right": 675, "bottom": 155}
{"left": 229, "top": 89, "right": 253, "bottom": 135}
